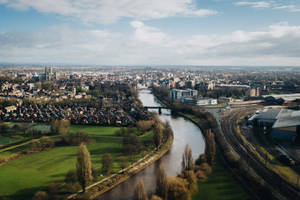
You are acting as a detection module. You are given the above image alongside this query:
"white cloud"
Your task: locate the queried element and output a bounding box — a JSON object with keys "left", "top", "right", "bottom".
{"left": 1, "top": 22, "right": 300, "bottom": 66}
{"left": 273, "top": 5, "right": 300, "bottom": 12}
{"left": 0, "top": 0, "right": 217, "bottom": 24}
{"left": 234, "top": 1, "right": 270, "bottom": 8}
{"left": 235, "top": 1, "right": 300, "bottom": 13}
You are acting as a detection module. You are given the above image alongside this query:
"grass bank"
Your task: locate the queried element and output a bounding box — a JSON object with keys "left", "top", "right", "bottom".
{"left": 193, "top": 151, "right": 250, "bottom": 200}
{"left": 179, "top": 114, "right": 250, "bottom": 200}
{"left": 0, "top": 125, "right": 154, "bottom": 200}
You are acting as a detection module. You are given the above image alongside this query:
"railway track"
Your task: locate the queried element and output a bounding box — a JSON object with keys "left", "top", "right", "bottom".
{"left": 221, "top": 107, "right": 300, "bottom": 200}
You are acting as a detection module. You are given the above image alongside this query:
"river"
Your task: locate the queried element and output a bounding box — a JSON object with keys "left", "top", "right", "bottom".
{"left": 96, "top": 89, "right": 205, "bottom": 200}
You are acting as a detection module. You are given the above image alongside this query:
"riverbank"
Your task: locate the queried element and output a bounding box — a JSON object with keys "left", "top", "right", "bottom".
{"left": 70, "top": 130, "right": 174, "bottom": 200}
{"left": 151, "top": 88, "right": 251, "bottom": 199}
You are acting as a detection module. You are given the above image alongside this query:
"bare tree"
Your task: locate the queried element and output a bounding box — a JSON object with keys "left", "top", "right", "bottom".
{"left": 156, "top": 164, "right": 168, "bottom": 199}
{"left": 133, "top": 180, "right": 148, "bottom": 200}
{"left": 181, "top": 144, "right": 194, "bottom": 173}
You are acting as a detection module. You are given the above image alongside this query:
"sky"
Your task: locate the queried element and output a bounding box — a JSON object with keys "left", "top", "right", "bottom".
{"left": 0, "top": 0, "right": 300, "bottom": 66}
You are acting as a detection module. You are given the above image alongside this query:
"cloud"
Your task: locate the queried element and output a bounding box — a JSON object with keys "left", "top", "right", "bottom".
{"left": 234, "top": 1, "right": 270, "bottom": 8}
{"left": 235, "top": 1, "right": 300, "bottom": 13}
{"left": 0, "top": 0, "right": 218, "bottom": 24}
{"left": 1, "top": 22, "right": 300, "bottom": 66}
{"left": 273, "top": 5, "right": 300, "bottom": 12}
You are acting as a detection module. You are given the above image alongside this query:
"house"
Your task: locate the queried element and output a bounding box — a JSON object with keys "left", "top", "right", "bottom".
{"left": 5, "top": 105, "right": 17, "bottom": 113}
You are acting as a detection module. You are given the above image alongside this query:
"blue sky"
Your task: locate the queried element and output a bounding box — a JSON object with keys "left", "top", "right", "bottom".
{"left": 0, "top": 0, "right": 300, "bottom": 66}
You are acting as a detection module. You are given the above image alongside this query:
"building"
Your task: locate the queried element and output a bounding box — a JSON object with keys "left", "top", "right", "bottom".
{"left": 45, "top": 67, "right": 57, "bottom": 81}
{"left": 249, "top": 87, "right": 261, "bottom": 97}
{"left": 5, "top": 105, "right": 17, "bottom": 113}
{"left": 170, "top": 89, "right": 198, "bottom": 100}
{"left": 252, "top": 108, "right": 300, "bottom": 142}
{"left": 197, "top": 99, "right": 218, "bottom": 106}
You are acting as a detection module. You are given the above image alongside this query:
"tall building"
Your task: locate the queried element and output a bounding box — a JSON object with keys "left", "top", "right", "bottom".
{"left": 45, "top": 67, "right": 57, "bottom": 81}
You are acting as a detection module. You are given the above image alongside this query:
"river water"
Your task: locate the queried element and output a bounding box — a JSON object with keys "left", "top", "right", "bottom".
{"left": 96, "top": 89, "right": 205, "bottom": 200}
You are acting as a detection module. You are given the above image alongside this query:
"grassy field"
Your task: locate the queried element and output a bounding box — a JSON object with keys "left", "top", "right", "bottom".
{"left": 0, "top": 125, "right": 154, "bottom": 200}
{"left": 193, "top": 153, "right": 250, "bottom": 200}
{"left": 0, "top": 136, "right": 17, "bottom": 146}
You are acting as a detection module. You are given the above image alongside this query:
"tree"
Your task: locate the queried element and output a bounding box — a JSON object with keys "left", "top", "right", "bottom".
{"left": 156, "top": 164, "right": 168, "bottom": 199}
{"left": 123, "top": 133, "right": 143, "bottom": 155}
{"left": 137, "top": 120, "right": 154, "bottom": 133}
{"left": 183, "top": 170, "right": 198, "bottom": 194}
{"left": 51, "top": 119, "right": 70, "bottom": 136}
{"left": 163, "top": 121, "right": 173, "bottom": 141}
{"left": 102, "top": 153, "right": 113, "bottom": 174}
{"left": 167, "top": 177, "right": 190, "bottom": 200}
{"left": 153, "top": 123, "right": 163, "bottom": 149}
{"left": 76, "top": 144, "right": 93, "bottom": 192}
{"left": 133, "top": 180, "right": 148, "bottom": 200}
{"left": 205, "top": 129, "right": 216, "bottom": 165}
{"left": 119, "top": 156, "right": 128, "bottom": 169}
{"left": 32, "top": 191, "right": 49, "bottom": 200}
{"left": 182, "top": 144, "right": 194, "bottom": 173}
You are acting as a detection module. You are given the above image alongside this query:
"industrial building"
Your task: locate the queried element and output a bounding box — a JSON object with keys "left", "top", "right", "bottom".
{"left": 170, "top": 89, "right": 198, "bottom": 100}
{"left": 250, "top": 108, "right": 300, "bottom": 142}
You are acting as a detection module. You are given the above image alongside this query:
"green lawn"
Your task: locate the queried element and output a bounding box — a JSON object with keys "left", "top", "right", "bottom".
{"left": 69, "top": 125, "right": 121, "bottom": 136}
{"left": 0, "top": 125, "right": 154, "bottom": 200}
{"left": 0, "top": 136, "right": 16, "bottom": 146}
{"left": 193, "top": 153, "right": 250, "bottom": 200}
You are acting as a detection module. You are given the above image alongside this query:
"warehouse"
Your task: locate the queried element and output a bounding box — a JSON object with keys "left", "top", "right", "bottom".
{"left": 252, "top": 108, "right": 300, "bottom": 142}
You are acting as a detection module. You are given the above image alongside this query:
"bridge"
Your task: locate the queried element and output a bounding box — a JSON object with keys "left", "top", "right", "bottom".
{"left": 144, "top": 106, "right": 168, "bottom": 114}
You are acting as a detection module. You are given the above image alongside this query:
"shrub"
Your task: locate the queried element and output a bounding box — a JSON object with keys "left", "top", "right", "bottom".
{"left": 32, "top": 191, "right": 49, "bottom": 200}
{"left": 137, "top": 120, "right": 154, "bottom": 133}
{"left": 195, "top": 170, "right": 207, "bottom": 182}
{"left": 167, "top": 177, "right": 190, "bottom": 200}
{"left": 195, "top": 154, "right": 207, "bottom": 166}
{"left": 102, "top": 153, "right": 113, "bottom": 174}
{"left": 198, "top": 162, "right": 212, "bottom": 175}
{"left": 150, "top": 195, "right": 162, "bottom": 200}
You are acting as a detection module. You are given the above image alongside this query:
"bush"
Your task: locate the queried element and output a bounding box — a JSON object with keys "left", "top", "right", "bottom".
{"left": 32, "top": 191, "right": 49, "bottom": 200}
{"left": 137, "top": 120, "right": 154, "bottom": 133}
{"left": 167, "top": 177, "right": 190, "bottom": 200}
{"left": 92, "top": 166, "right": 98, "bottom": 181}
{"left": 195, "top": 170, "right": 207, "bottom": 182}
{"left": 40, "top": 136, "right": 55, "bottom": 150}
{"left": 198, "top": 163, "right": 212, "bottom": 175}
{"left": 63, "top": 131, "right": 90, "bottom": 145}
{"left": 102, "top": 153, "right": 113, "bottom": 174}
{"left": 65, "top": 182, "right": 81, "bottom": 193}
{"left": 123, "top": 134, "right": 143, "bottom": 155}
{"left": 47, "top": 183, "right": 60, "bottom": 198}
{"left": 150, "top": 195, "right": 162, "bottom": 200}
{"left": 195, "top": 154, "right": 207, "bottom": 166}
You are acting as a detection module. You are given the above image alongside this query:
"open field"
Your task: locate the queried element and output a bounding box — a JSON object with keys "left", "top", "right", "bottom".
{"left": 193, "top": 153, "right": 250, "bottom": 200}
{"left": 0, "top": 125, "right": 154, "bottom": 200}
